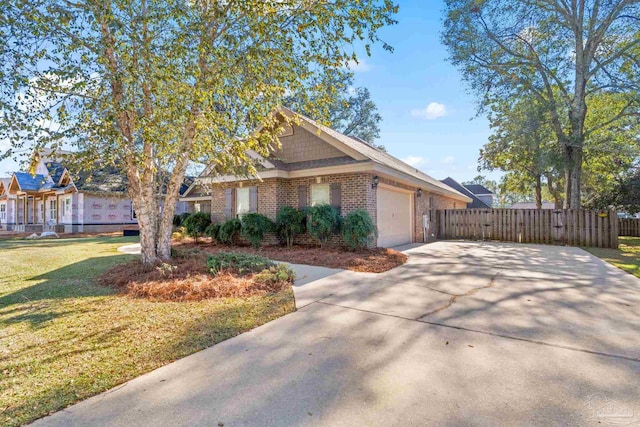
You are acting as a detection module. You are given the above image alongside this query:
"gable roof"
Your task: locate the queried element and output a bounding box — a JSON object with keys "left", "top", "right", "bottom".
{"left": 464, "top": 184, "right": 494, "bottom": 195}
{"left": 44, "top": 161, "right": 65, "bottom": 184}
{"left": 13, "top": 172, "right": 48, "bottom": 191}
{"left": 0, "top": 178, "right": 10, "bottom": 195}
{"left": 277, "top": 107, "right": 470, "bottom": 202}
{"left": 440, "top": 177, "right": 491, "bottom": 209}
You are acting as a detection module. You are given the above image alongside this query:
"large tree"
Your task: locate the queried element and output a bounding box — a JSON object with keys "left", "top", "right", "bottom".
{"left": 442, "top": 0, "right": 640, "bottom": 208}
{"left": 1, "top": 0, "right": 397, "bottom": 264}
{"left": 480, "top": 95, "right": 564, "bottom": 208}
{"left": 480, "top": 91, "right": 640, "bottom": 208}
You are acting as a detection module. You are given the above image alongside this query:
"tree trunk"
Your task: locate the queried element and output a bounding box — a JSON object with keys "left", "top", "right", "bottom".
{"left": 534, "top": 175, "right": 542, "bottom": 209}
{"left": 569, "top": 147, "right": 583, "bottom": 209}
{"left": 132, "top": 190, "right": 160, "bottom": 265}
{"left": 545, "top": 173, "right": 563, "bottom": 209}
{"left": 138, "top": 211, "right": 158, "bottom": 265}
{"left": 563, "top": 143, "right": 573, "bottom": 209}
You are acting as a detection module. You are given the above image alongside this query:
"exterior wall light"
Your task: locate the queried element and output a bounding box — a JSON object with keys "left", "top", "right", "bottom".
{"left": 372, "top": 176, "right": 379, "bottom": 189}
{"left": 417, "top": 189, "right": 423, "bottom": 198}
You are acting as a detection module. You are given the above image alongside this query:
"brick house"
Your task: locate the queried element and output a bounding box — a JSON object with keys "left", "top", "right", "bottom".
{"left": 182, "top": 107, "right": 470, "bottom": 247}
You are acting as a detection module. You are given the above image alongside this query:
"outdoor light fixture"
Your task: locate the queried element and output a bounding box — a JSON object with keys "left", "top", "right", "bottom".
{"left": 372, "top": 176, "right": 379, "bottom": 189}
{"left": 417, "top": 189, "right": 423, "bottom": 198}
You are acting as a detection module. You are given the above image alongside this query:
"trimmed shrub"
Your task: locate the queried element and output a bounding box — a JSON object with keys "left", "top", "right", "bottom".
{"left": 171, "top": 226, "right": 187, "bottom": 242}
{"left": 207, "top": 252, "right": 274, "bottom": 275}
{"left": 218, "top": 218, "right": 242, "bottom": 245}
{"left": 342, "top": 209, "right": 377, "bottom": 250}
{"left": 173, "top": 212, "right": 191, "bottom": 227}
{"left": 205, "top": 223, "right": 221, "bottom": 243}
{"left": 276, "top": 206, "right": 306, "bottom": 247}
{"left": 182, "top": 212, "right": 212, "bottom": 243}
{"left": 254, "top": 264, "right": 296, "bottom": 285}
{"left": 240, "top": 213, "right": 274, "bottom": 248}
{"left": 307, "top": 204, "right": 341, "bottom": 248}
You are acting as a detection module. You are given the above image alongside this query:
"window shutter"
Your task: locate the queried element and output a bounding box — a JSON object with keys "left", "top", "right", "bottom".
{"left": 224, "top": 188, "right": 233, "bottom": 219}
{"left": 330, "top": 183, "right": 341, "bottom": 213}
{"left": 298, "top": 185, "right": 307, "bottom": 209}
{"left": 249, "top": 186, "right": 258, "bottom": 212}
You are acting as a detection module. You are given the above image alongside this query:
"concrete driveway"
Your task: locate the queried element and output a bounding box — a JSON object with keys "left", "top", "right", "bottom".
{"left": 34, "top": 241, "right": 640, "bottom": 426}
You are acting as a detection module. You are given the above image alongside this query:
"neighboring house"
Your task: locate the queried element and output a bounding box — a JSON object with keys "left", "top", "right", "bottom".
{"left": 186, "top": 107, "right": 471, "bottom": 247}
{"left": 463, "top": 184, "right": 494, "bottom": 207}
{"left": 179, "top": 176, "right": 212, "bottom": 215}
{"left": 511, "top": 202, "right": 557, "bottom": 209}
{"left": 440, "top": 177, "right": 493, "bottom": 209}
{"left": 0, "top": 150, "right": 138, "bottom": 233}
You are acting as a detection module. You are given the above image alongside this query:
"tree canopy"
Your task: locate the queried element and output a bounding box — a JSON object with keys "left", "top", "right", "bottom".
{"left": 1, "top": 0, "right": 398, "bottom": 264}
{"left": 442, "top": 0, "right": 640, "bottom": 208}
{"left": 286, "top": 70, "right": 383, "bottom": 147}
{"left": 479, "top": 91, "right": 639, "bottom": 208}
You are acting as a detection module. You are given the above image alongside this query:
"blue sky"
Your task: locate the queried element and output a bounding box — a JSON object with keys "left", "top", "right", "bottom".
{"left": 1, "top": 0, "right": 496, "bottom": 183}
{"left": 350, "top": 0, "right": 496, "bottom": 182}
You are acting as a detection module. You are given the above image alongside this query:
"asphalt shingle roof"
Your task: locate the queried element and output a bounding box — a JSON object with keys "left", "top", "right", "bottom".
{"left": 14, "top": 172, "right": 47, "bottom": 191}
{"left": 45, "top": 161, "right": 65, "bottom": 184}
{"left": 463, "top": 184, "right": 494, "bottom": 195}
{"left": 269, "top": 156, "right": 366, "bottom": 171}
{"left": 440, "top": 177, "right": 491, "bottom": 209}
{"left": 281, "top": 107, "right": 469, "bottom": 201}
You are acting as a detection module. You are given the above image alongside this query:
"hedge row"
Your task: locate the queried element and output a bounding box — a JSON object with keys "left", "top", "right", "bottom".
{"left": 174, "top": 205, "right": 377, "bottom": 250}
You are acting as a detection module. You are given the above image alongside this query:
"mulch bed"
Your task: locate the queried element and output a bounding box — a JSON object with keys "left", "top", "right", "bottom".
{"left": 174, "top": 241, "right": 408, "bottom": 273}
{"left": 98, "top": 251, "right": 291, "bottom": 302}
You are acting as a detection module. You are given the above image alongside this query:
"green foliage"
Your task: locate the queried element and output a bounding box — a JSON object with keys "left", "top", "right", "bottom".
{"left": 307, "top": 204, "right": 341, "bottom": 248}
{"left": 286, "top": 71, "right": 383, "bottom": 146}
{"left": 171, "top": 226, "right": 187, "bottom": 242}
{"left": 586, "top": 166, "right": 640, "bottom": 214}
{"left": 173, "top": 212, "right": 191, "bottom": 227}
{"left": 276, "top": 206, "right": 307, "bottom": 247}
{"left": 441, "top": 0, "right": 640, "bottom": 208}
{"left": 341, "top": 209, "right": 377, "bottom": 250}
{"left": 182, "top": 212, "right": 211, "bottom": 243}
{"left": 205, "top": 223, "right": 221, "bottom": 243}
{"left": 254, "top": 264, "right": 296, "bottom": 285}
{"left": 218, "top": 219, "right": 242, "bottom": 246}
{"left": 1, "top": 0, "right": 398, "bottom": 264}
{"left": 207, "top": 252, "right": 274, "bottom": 275}
{"left": 480, "top": 96, "right": 564, "bottom": 208}
{"left": 240, "top": 213, "right": 274, "bottom": 248}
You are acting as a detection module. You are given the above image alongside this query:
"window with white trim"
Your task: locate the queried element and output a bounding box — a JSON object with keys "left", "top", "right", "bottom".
{"left": 310, "top": 184, "right": 330, "bottom": 206}
{"left": 0, "top": 203, "right": 5, "bottom": 221}
{"left": 49, "top": 200, "right": 57, "bottom": 221}
{"left": 64, "top": 197, "right": 71, "bottom": 216}
{"left": 236, "top": 187, "right": 250, "bottom": 216}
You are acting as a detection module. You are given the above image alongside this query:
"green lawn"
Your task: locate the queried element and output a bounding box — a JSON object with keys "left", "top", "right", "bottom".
{"left": 585, "top": 236, "right": 640, "bottom": 279}
{"left": 0, "top": 236, "right": 295, "bottom": 427}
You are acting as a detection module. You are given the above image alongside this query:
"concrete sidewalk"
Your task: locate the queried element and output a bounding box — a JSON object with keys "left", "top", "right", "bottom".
{"left": 34, "top": 241, "right": 640, "bottom": 426}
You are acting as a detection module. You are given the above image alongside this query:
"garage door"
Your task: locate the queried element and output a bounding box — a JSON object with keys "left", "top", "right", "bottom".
{"left": 377, "top": 186, "right": 412, "bottom": 247}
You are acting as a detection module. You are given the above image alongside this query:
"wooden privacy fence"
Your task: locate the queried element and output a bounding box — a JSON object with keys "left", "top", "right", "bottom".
{"left": 619, "top": 218, "right": 640, "bottom": 237}
{"left": 436, "top": 209, "right": 619, "bottom": 249}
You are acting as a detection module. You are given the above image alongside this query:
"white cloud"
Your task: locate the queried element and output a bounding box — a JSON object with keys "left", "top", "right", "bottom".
{"left": 402, "top": 155, "right": 429, "bottom": 168}
{"left": 442, "top": 155, "right": 455, "bottom": 165}
{"left": 346, "top": 58, "right": 371, "bottom": 73}
{"left": 410, "top": 102, "right": 448, "bottom": 120}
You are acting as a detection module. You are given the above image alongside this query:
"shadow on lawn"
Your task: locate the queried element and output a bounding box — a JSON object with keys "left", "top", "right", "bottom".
{"left": 0, "top": 254, "right": 133, "bottom": 327}
{"left": 1, "top": 293, "right": 294, "bottom": 427}
{"left": 0, "top": 236, "right": 139, "bottom": 251}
